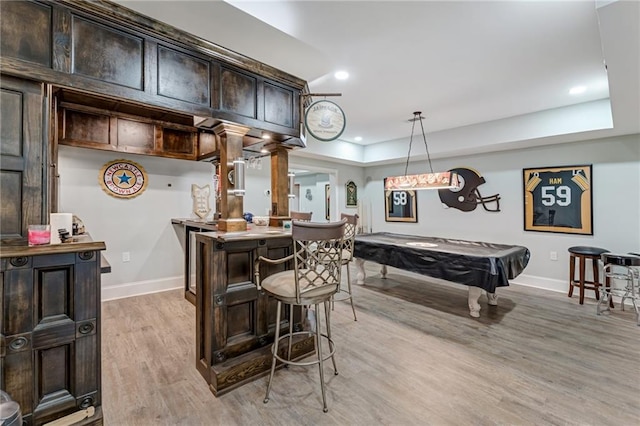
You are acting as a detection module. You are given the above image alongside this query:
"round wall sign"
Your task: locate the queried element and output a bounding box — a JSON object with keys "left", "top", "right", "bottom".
{"left": 304, "top": 100, "right": 346, "bottom": 142}
{"left": 99, "top": 159, "right": 148, "bottom": 199}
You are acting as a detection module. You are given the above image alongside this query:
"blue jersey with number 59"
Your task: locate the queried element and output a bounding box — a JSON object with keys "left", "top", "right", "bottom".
{"left": 526, "top": 170, "right": 588, "bottom": 228}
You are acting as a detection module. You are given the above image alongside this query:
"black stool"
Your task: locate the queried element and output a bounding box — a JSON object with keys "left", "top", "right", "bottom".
{"left": 568, "top": 246, "right": 610, "bottom": 304}
{"left": 598, "top": 253, "right": 640, "bottom": 325}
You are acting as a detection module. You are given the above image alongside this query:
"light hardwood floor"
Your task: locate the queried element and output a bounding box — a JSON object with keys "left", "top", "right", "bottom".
{"left": 102, "top": 264, "right": 640, "bottom": 425}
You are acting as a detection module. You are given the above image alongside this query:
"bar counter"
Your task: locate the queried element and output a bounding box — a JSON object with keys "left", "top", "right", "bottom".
{"left": 194, "top": 225, "right": 314, "bottom": 395}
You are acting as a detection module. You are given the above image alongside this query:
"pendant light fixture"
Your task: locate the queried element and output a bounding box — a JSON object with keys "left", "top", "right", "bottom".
{"left": 385, "top": 112, "right": 459, "bottom": 191}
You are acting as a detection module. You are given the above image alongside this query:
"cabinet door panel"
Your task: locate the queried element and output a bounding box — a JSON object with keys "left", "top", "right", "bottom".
{"left": 264, "top": 82, "right": 293, "bottom": 128}
{"left": 74, "top": 334, "right": 99, "bottom": 398}
{"left": 220, "top": 67, "right": 256, "bottom": 118}
{"left": 74, "top": 254, "right": 100, "bottom": 321}
{"left": 0, "top": 76, "right": 45, "bottom": 242}
{"left": 34, "top": 343, "right": 77, "bottom": 420}
{"left": 3, "top": 267, "right": 34, "bottom": 335}
{"left": 158, "top": 46, "right": 210, "bottom": 106}
{"left": 36, "top": 267, "right": 73, "bottom": 322}
{"left": 2, "top": 349, "right": 34, "bottom": 418}
{"left": 0, "top": 0, "right": 52, "bottom": 67}
{"left": 71, "top": 16, "right": 144, "bottom": 90}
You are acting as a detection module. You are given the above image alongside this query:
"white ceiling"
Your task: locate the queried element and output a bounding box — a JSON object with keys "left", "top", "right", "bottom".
{"left": 115, "top": 0, "right": 639, "bottom": 165}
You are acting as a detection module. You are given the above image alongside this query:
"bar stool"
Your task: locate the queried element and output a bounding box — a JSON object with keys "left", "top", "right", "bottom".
{"left": 598, "top": 253, "right": 640, "bottom": 325}
{"left": 332, "top": 213, "right": 358, "bottom": 321}
{"left": 568, "top": 246, "right": 610, "bottom": 304}
{"left": 254, "top": 219, "right": 346, "bottom": 412}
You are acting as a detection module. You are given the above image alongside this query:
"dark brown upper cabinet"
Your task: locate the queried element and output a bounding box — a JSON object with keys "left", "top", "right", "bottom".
{"left": 0, "top": 0, "right": 305, "bottom": 143}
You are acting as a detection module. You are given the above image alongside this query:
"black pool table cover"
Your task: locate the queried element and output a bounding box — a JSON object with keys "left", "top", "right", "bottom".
{"left": 354, "top": 232, "right": 530, "bottom": 293}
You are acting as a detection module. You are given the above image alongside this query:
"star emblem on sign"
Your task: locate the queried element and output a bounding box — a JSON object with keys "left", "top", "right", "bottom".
{"left": 118, "top": 172, "right": 132, "bottom": 184}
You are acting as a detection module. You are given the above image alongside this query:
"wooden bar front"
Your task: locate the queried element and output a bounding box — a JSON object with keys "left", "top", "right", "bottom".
{"left": 194, "top": 227, "right": 314, "bottom": 395}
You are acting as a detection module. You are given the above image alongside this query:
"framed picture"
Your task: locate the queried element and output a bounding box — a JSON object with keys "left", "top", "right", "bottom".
{"left": 325, "top": 184, "right": 331, "bottom": 220}
{"left": 346, "top": 181, "right": 358, "bottom": 207}
{"left": 523, "top": 164, "right": 592, "bottom": 235}
{"left": 384, "top": 179, "right": 417, "bottom": 222}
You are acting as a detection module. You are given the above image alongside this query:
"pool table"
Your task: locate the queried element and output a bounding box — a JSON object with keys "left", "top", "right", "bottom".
{"left": 353, "top": 232, "right": 530, "bottom": 317}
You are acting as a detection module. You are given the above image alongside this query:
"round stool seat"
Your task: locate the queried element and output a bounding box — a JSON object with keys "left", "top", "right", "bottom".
{"left": 569, "top": 246, "right": 610, "bottom": 256}
{"left": 602, "top": 253, "right": 640, "bottom": 267}
{"left": 598, "top": 253, "right": 640, "bottom": 325}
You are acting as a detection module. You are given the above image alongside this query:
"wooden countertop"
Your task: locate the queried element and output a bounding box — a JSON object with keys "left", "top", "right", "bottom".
{"left": 171, "top": 217, "right": 219, "bottom": 231}
{"left": 197, "top": 225, "right": 291, "bottom": 242}
{"left": 0, "top": 234, "right": 106, "bottom": 258}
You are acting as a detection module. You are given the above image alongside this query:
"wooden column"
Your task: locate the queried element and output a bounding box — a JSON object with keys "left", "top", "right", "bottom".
{"left": 269, "top": 146, "right": 291, "bottom": 227}
{"left": 214, "top": 123, "right": 250, "bottom": 232}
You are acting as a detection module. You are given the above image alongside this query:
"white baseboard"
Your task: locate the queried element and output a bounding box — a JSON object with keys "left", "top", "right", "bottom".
{"left": 102, "top": 276, "right": 183, "bottom": 301}
{"left": 511, "top": 274, "right": 636, "bottom": 307}
{"left": 510, "top": 274, "right": 567, "bottom": 294}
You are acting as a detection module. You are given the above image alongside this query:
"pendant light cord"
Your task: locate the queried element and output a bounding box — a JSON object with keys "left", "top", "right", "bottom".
{"left": 403, "top": 111, "right": 434, "bottom": 176}
{"left": 418, "top": 113, "right": 435, "bottom": 174}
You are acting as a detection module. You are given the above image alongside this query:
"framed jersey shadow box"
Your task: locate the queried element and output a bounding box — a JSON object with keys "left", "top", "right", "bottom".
{"left": 384, "top": 178, "right": 418, "bottom": 222}
{"left": 523, "top": 164, "right": 592, "bottom": 235}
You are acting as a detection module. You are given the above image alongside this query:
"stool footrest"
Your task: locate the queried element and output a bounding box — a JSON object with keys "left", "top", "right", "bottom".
{"left": 273, "top": 331, "right": 336, "bottom": 366}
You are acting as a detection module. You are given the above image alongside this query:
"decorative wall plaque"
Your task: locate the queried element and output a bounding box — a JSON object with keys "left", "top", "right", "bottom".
{"left": 191, "top": 184, "right": 212, "bottom": 219}
{"left": 346, "top": 180, "right": 358, "bottom": 207}
{"left": 304, "top": 100, "right": 346, "bottom": 142}
{"left": 99, "top": 159, "right": 148, "bottom": 199}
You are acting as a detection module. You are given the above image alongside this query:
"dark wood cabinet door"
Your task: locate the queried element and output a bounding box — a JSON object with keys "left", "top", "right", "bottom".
{"left": 1, "top": 250, "right": 102, "bottom": 425}
{"left": 0, "top": 75, "right": 47, "bottom": 243}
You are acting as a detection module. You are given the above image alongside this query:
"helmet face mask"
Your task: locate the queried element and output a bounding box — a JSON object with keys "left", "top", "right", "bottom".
{"left": 438, "top": 168, "right": 501, "bottom": 212}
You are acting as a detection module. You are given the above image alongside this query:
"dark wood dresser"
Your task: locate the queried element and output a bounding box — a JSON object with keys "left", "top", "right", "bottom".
{"left": 1, "top": 238, "right": 106, "bottom": 426}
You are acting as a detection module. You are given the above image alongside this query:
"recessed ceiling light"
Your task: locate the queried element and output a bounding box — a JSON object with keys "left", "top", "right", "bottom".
{"left": 334, "top": 70, "right": 349, "bottom": 80}
{"left": 569, "top": 86, "right": 587, "bottom": 95}
{"left": 262, "top": 133, "right": 271, "bottom": 139}
{"left": 354, "top": 136, "right": 363, "bottom": 142}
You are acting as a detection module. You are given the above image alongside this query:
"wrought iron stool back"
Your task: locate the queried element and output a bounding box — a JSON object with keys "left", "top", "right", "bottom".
{"left": 254, "top": 218, "right": 346, "bottom": 412}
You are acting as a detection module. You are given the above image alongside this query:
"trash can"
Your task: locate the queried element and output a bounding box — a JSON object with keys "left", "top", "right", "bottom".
{"left": 0, "top": 390, "right": 22, "bottom": 426}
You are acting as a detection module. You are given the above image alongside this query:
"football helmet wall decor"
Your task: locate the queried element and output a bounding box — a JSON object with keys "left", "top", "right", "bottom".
{"left": 438, "top": 167, "right": 501, "bottom": 212}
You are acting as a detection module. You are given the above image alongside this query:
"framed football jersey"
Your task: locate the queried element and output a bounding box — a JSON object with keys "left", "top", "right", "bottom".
{"left": 523, "top": 165, "right": 592, "bottom": 234}
{"left": 384, "top": 178, "right": 418, "bottom": 222}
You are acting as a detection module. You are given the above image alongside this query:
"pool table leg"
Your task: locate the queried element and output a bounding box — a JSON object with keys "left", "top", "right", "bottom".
{"left": 355, "top": 258, "right": 366, "bottom": 284}
{"left": 354, "top": 259, "right": 388, "bottom": 285}
{"left": 468, "top": 287, "right": 482, "bottom": 318}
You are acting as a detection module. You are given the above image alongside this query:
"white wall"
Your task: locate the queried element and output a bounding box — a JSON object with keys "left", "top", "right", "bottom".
{"left": 361, "top": 134, "right": 640, "bottom": 292}
{"left": 58, "top": 134, "right": 638, "bottom": 300}
{"left": 295, "top": 173, "right": 329, "bottom": 222}
{"left": 289, "top": 154, "right": 366, "bottom": 223}
{"left": 243, "top": 159, "right": 272, "bottom": 216}
{"left": 58, "top": 146, "right": 214, "bottom": 299}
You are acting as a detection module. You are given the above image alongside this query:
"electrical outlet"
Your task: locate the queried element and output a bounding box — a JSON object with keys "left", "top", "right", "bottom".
{"left": 122, "top": 251, "right": 130, "bottom": 263}
{"left": 549, "top": 251, "right": 558, "bottom": 261}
